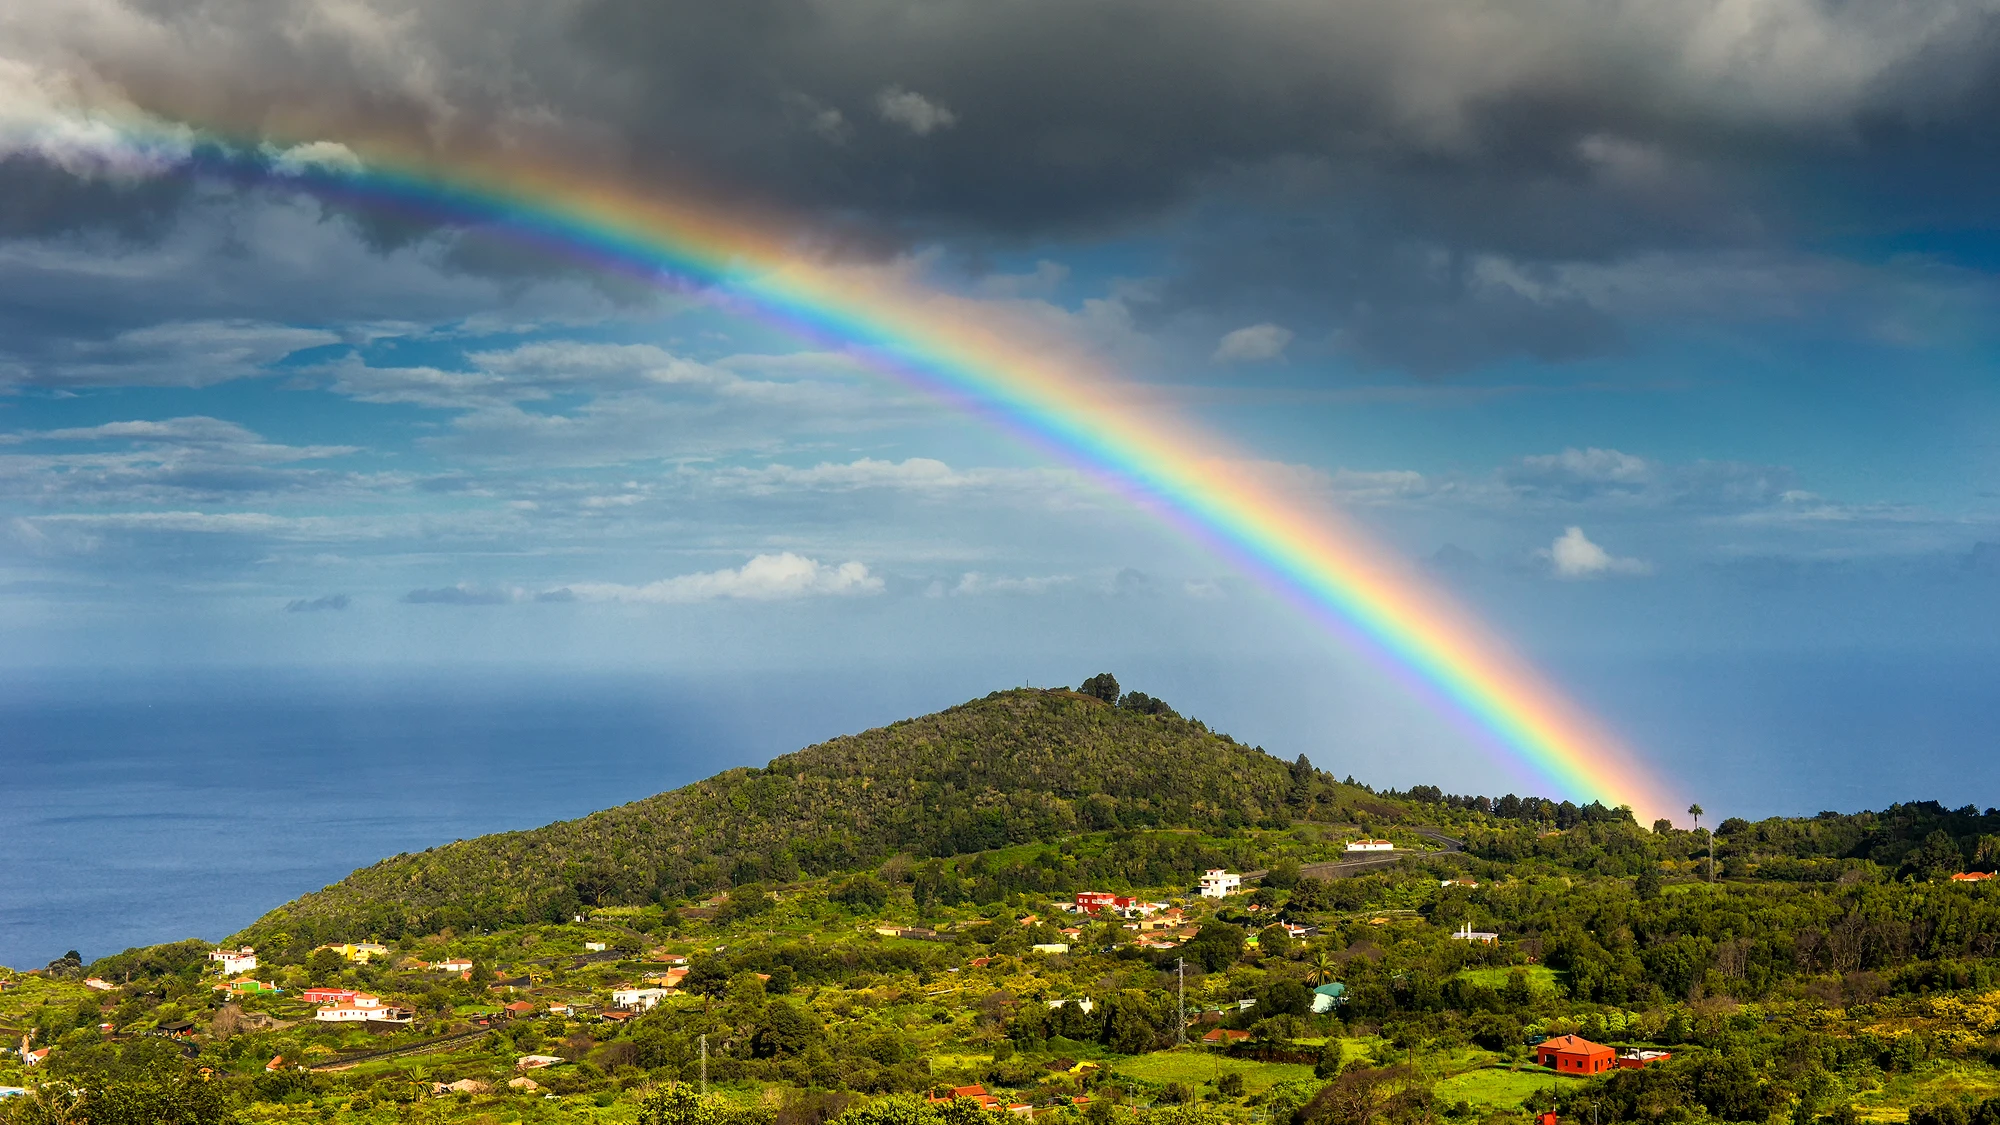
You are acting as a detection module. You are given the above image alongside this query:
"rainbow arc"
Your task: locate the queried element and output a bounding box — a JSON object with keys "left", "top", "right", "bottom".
{"left": 53, "top": 122, "right": 1675, "bottom": 815}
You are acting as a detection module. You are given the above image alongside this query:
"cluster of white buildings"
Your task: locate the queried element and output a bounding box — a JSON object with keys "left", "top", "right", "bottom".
{"left": 208, "top": 947, "right": 258, "bottom": 975}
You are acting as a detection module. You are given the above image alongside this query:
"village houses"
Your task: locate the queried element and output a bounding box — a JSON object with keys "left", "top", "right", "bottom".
{"left": 208, "top": 947, "right": 258, "bottom": 975}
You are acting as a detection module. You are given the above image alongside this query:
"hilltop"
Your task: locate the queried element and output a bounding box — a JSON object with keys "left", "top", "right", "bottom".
{"left": 240, "top": 685, "right": 1394, "bottom": 947}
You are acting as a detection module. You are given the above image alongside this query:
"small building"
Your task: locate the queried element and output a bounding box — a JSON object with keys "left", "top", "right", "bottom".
{"left": 83, "top": 978, "right": 115, "bottom": 992}
{"left": 927, "top": 1084, "right": 1002, "bottom": 1111}
{"left": 315, "top": 992, "right": 411, "bottom": 1023}
{"left": 432, "top": 958, "right": 474, "bottom": 973}
{"left": 1617, "top": 1049, "right": 1673, "bottom": 1069}
{"left": 215, "top": 978, "right": 281, "bottom": 995}
{"left": 1310, "top": 982, "right": 1347, "bottom": 1014}
{"left": 22, "top": 1048, "right": 50, "bottom": 1067}
{"left": 209, "top": 948, "right": 259, "bottom": 975}
{"left": 516, "top": 1054, "right": 565, "bottom": 1070}
{"left": 584, "top": 942, "right": 608, "bottom": 952}
{"left": 611, "top": 986, "right": 672, "bottom": 1011}
{"left": 1449, "top": 922, "right": 1499, "bottom": 944}
{"left": 1952, "top": 872, "right": 1995, "bottom": 882}
{"left": 1031, "top": 943, "right": 1071, "bottom": 955}
{"left": 1202, "top": 1028, "right": 1251, "bottom": 1045}
{"left": 1346, "top": 839, "right": 1394, "bottom": 853}
{"left": 301, "top": 987, "right": 356, "bottom": 1005}
{"left": 1535, "top": 1034, "right": 1615, "bottom": 1075}
{"left": 318, "top": 943, "right": 388, "bottom": 964}
{"left": 1198, "top": 869, "right": 1242, "bottom": 898}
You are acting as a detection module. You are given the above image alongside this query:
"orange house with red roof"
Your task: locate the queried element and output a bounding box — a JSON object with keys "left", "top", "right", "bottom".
{"left": 1534, "top": 1034, "right": 1615, "bottom": 1075}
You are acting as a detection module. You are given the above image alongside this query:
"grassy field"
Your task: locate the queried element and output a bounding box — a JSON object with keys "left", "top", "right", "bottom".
{"left": 1850, "top": 1063, "right": 2000, "bottom": 1121}
{"left": 1456, "top": 965, "right": 1562, "bottom": 995}
{"left": 1432, "top": 1066, "right": 1570, "bottom": 1109}
{"left": 0, "top": 973, "right": 95, "bottom": 1024}
{"left": 1112, "top": 1050, "right": 1317, "bottom": 1093}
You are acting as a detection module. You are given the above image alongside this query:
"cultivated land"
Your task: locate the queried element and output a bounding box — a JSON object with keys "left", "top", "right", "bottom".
{"left": 9, "top": 682, "right": 2000, "bottom": 1125}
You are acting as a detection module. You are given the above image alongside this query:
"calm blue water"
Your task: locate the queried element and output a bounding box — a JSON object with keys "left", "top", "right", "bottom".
{"left": 0, "top": 669, "right": 949, "bottom": 970}
{"left": 3, "top": 652, "right": 1996, "bottom": 969}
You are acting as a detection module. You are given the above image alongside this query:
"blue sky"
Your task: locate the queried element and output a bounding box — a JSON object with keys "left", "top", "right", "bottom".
{"left": 2, "top": 0, "right": 1999, "bottom": 813}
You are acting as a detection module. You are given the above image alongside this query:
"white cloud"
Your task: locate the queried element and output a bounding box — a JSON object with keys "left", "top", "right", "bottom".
{"left": 20, "top": 321, "right": 342, "bottom": 389}
{"left": 1545, "top": 526, "right": 1652, "bottom": 579}
{"left": 570, "top": 553, "right": 884, "bottom": 604}
{"left": 952, "top": 572, "right": 1074, "bottom": 596}
{"left": 1212, "top": 323, "right": 1295, "bottom": 363}
{"left": 1518, "top": 447, "right": 1652, "bottom": 484}
{"left": 875, "top": 86, "right": 958, "bottom": 135}
{"left": 267, "top": 140, "right": 364, "bottom": 177}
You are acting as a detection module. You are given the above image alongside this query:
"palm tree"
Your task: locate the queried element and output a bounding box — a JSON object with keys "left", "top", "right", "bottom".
{"left": 1305, "top": 950, "right": 1336, "bottom": 986}
{"left": 1687, "top": 803, "right": 1704, "bottom": 830}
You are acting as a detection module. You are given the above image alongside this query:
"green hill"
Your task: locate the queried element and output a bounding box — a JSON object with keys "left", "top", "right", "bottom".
{"left": 241, "top": 687, "right": 1380, "bottom": 945}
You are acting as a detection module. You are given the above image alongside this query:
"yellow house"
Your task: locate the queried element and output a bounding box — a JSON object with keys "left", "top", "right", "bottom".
{"left": 320, "top": 942, "right": 393, "bottom": 964}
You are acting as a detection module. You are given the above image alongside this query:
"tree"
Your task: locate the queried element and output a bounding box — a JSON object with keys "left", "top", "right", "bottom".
{"left": 752, "top": 1000, "right": 823, "bottom": 1058}
{"left": 1305, "top": 950, "right": 1337, "bottom": 986}
{"left": 833, "top": 876, "right": 890, "bottom": 911}
{"left": 1687, "top": 804, "right": 1704, "bottom": 830}
{"left": 1259, "top": 924, "right": 1297, "bottom": 959}
{"left": 1080, "top": 673, "right": 1120, "bottom": 703}
{"left": 1910, "top": 830, "right": 1965, "bottom": 880}
{"left": 1635, "top": 865, "right": 1663, "bottom": 901}
{"left": 1184, "top": 922, "right": 1245, "bottom": 972}
{"left": 640, "top": 1084, "right": 721, "bottom": 1125}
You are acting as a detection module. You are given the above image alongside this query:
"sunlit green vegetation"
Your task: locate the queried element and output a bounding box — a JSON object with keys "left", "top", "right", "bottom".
{"left": 9, "top": 684, "right": 2000, "bottom": 1125}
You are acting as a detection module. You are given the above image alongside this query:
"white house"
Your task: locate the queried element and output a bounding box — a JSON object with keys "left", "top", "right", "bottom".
{"left": 584, "top": 942, "right": 608, "bottom": 952}
{"left": 1345, "top": 839, "right": 1394, "bottom": 853}
{"left": 517, "top": 1054, "right": 565, "bottom": 1070}
{"left": 83, "top": 978, "right": 115, "bottom": 992}
{"left": 611, "top": 986, "right": 671, "bottom": 1011}
{"left": 1198, "top": 869, "right": 1242, "bottom": 898}
{"left": 432, "top": 958, "right": 474, "bottom": 973}
{"left": 209, "top": 947, "right": 258, "bottom": 975}
{"left": 1448, "top": 922, "right": 1499, "bottom": 944}
{"left": 1030, "top": 943, "right": 1071, "bottom": 954}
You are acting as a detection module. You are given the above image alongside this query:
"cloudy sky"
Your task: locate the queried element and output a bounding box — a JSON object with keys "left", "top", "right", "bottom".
{"left": 3, "top": 0, "right": 2000, "bottom": 811}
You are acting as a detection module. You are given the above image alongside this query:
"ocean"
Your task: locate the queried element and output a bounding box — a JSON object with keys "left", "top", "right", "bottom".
{"left": 0, "top": 669, "right": 926, "bottom": 970}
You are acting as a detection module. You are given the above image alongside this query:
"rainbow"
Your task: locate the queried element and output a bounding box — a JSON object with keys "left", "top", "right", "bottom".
{"left": 35, "top": 117, "right": 1673, "bottom": 815}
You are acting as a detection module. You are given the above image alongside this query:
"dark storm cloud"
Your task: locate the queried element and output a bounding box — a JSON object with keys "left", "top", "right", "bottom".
{"left": 10, "top": 0, "right": 2000, "bottom": 370}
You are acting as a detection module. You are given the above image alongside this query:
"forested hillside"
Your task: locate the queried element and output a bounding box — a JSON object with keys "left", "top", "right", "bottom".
{"left": 243, "top": 686, "right": 1380, "bottom": 945}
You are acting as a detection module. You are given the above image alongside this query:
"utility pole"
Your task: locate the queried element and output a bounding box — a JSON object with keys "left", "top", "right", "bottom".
{"left": 1177, "top": 958, "right": 1186, "bottom": 1045}
{"left": 700, "top": 1033, "right": 708, "bottom": 1095}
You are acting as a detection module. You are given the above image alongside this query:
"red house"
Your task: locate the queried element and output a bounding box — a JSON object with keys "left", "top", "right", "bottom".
{"left": 1616, "top": 1049, "right": 1673, "bottom": 1069}
{"left": 1534, "top": 1034, "right": 1615, "bottom": 1075}
{"left": 301, "top": 987, "right": 356, "bottom": 1005}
